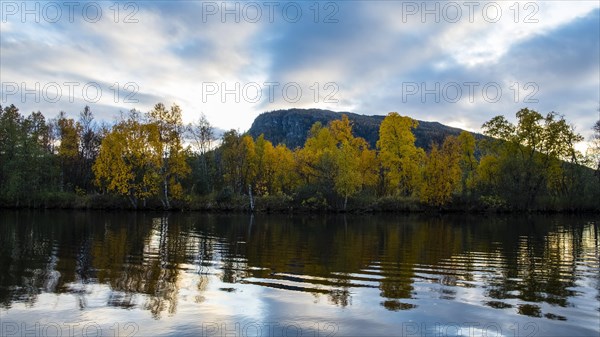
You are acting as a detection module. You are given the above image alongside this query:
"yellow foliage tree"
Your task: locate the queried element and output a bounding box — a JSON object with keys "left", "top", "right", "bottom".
{"left": 475, "top": 155, "right": 500, "bottom": 191}
{"left": 272, "top": 144, "right": 299, "bottom": 194}
{"left": 220, "top": 131, "right": 257, "bottom": 194}
{"left": 93, "top": 113, "right": 162, "bottom": 208}
{"left": 56, "top": 112, "right": 82, "bottom": 190}
{"left": 297, "top": 115, "right": 375, "bottom": 209}
{"left": 254, "top": 134, "right": 276, "bottom": 195}
{"left": 457, "top": 131, "right": 478, "bottom": 195}
{"left": 297, "top": 122, "right": 337, "bottom": 185}
{"left": 420, "top": 136, "right": 462, "bottom": 207}
{"left": 253, "top": 134, "right": 300, "bottom": 196}
{"left": 57, "top": 114, "right": 81, "bottom": 159}
{"left": 376, "top": 112, "right": 424, "bottom": 196}
{"left": 354, "top": 137, "right": 379, "bottom": 189}
{"left": 330, "top": 114, "right": 353, "bottom": 143}
{"left": 334, "top": 140, "right": 362, "bottom": 210}
{"left": 148, "top": 103, "right": 190, "bottom": 208}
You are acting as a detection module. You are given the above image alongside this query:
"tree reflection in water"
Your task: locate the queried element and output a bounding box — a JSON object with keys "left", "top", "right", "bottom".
{"left": 0, "top": 211, "right": 598, "bottom": 323}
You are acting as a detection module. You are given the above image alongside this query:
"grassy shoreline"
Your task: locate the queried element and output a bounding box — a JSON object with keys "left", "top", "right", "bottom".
{"left": 1, "top": 193, "right": 598, "bottom": 213}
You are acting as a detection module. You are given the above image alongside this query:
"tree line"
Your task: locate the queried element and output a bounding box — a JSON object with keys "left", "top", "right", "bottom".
{"left": 1, "top": 103, "right": 598, "bottom": 211}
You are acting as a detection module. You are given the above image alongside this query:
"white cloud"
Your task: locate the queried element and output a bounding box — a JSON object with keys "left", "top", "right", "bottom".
{"left": 1, "top": 1, "right": 598, "bottom": 136}
{"left": 434, "top": 1, "right": 599, "bottom": 67}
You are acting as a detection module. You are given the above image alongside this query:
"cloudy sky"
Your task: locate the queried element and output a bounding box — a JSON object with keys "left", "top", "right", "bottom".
{"left": 1, "top": 0, "right": 599, "bottom": 143}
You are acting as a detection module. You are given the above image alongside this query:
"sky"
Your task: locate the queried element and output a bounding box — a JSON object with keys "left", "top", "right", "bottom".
{"left": 1, "top": 0, "right": 599, "bottom": 145}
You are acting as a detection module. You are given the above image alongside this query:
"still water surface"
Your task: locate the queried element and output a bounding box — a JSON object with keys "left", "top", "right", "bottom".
{"left": 0, "top": 211, "right": 598, "bottom": 336}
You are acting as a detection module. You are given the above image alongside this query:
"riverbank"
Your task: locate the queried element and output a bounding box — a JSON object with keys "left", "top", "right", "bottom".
{"left": 1, "top": 192, "right": 598, "bottom": 213}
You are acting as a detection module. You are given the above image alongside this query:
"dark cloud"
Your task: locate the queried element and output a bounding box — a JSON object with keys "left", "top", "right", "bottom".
{"left": 1, "top": 1, "right": 598, "bottom": 136}
{"left": 333, "top": 8, "right": 600, "bottom": 133}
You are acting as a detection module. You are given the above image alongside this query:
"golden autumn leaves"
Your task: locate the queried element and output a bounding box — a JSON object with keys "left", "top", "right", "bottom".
{"left": 2, "top": 101, "right": 594, "bottom": 210}
{"left": 93, "top": 104, "right": 190, "bottom": 209}
{"left": 92, "top": 108, "right": 477, "bottom": 210}
{"left": 91, "top": 105, "right": 589, "bottom": 210}
{"left": 377, "top": 113, "right": 478, "bottom": 207}
{"left": 297, "top": 115, "right": 378, "bottom": 209}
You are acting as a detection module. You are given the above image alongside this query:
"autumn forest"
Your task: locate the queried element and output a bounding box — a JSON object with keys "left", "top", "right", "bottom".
{"left": 0, "top": 103, "right": 599, "bottom": 212}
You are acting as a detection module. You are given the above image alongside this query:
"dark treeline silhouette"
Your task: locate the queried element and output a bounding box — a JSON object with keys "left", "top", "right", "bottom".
{"left": 0, "top": 103, "right": 598, "bottom": 211}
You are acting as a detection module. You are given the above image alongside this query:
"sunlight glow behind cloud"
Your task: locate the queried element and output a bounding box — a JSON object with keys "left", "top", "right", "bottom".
{"left": 0, "top": 0, "right": 598, "bottom": 140}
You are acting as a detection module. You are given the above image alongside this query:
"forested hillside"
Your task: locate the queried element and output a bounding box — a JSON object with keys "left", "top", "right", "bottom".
{"left": 248, "top": 108, "right": 486, "bottom": 150}
{"left": 1, "top": 103, "right": 598, "bottom": 212}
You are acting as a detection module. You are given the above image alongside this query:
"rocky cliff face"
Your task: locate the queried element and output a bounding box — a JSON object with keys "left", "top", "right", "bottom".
{"left": 248, "top": 108, "right": 483, "bottom": 149}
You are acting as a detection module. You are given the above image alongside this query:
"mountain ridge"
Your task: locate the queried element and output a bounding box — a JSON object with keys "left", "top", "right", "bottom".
{"left": 248, "top": 108, "right": 485, "bottom": 149}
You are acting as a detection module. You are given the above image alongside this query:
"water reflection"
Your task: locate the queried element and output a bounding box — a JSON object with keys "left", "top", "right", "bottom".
{"left": 0, "top": 211, "right": 598, "bottom": 335}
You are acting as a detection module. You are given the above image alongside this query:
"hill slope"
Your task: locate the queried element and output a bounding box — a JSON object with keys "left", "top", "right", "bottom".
{"left": 248, "top": 108, "right": 484, "bottom": 149}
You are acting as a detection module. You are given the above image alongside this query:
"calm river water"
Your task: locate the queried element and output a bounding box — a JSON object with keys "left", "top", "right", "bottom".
{"left": 0, "top": 211, "right": 598, "bottom": 336}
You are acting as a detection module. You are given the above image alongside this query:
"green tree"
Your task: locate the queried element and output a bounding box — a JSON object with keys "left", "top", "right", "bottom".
{"left": 0, "top": 105, "right": 25, "bottom": 198}
{"left": 481, "top": 108, "right": 583, "bottom": 209}
{"left": 23, "top": 111, "right": 57, "bottom": 199}
{"left": 78, "top": 106, "right": 102, "bottom": 192}
{"left": 0, "top": 105, "right": 57, "bottom": 205}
